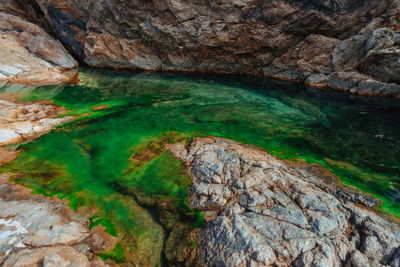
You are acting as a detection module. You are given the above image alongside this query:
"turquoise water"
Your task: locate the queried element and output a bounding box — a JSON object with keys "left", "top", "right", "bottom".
{"left": 1, "top": 68, "right": 399, "bottom": 264}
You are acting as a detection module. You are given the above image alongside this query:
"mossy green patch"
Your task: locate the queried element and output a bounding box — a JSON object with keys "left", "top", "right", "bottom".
{"left": 1, "top": 67, "right": 400, "bottom": 265}
{"left": 99, "top": 243, "right": 126, "bottom": 264}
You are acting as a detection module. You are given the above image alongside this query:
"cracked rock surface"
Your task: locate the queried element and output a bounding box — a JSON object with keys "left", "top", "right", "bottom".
{"left": 168, "top": 137, "right": 400, "bottom": 266}
{"left": 0, "top": 175, "right": 115, "bottom": 267}
{"left": 14, "top": 0, "right": 400, "bottom": 96}
{"left": 0, "top": 96, "right": 114, "bottom": 267}
{"left": 2, "top": 0, "right": 400, "bottom": 95}
{"left": 0, "top": 95, "right": 73, "bottom": 146}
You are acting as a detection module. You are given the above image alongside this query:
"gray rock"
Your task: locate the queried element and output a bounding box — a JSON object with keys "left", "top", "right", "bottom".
{"left": 0, "top": 181, "right": 113, "bottom": 266}
{"left": 359, "top": 47, "right": 400, "bottom": 84}
{"left": 168, "top": 137, "right": 400, "bottom": 266}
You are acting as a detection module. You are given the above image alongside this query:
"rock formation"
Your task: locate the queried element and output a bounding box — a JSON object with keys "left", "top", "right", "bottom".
{"left": 1, "top": 0, "right": 400, "bottom": 95}
{"left": 168, "top": 137, "right": 400, "bottom": 266}
{"left": 18, "top": 0, "right": 400, "bottom": 96}
{"left": 0, "top": 94, "right": 73, "bottom": 146}
{"left": 0, "top": 95, "right": 117, "bottom": 266}
{"left": 0, "top": 0, "right": 77, "bottom": 85}
{"left": 0, "top": 174, "right": 115, "bottom": 266}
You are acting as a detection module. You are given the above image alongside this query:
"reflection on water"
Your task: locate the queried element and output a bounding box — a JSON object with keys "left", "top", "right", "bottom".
{"left": 1, "top": 68, "right": 400, "bottom": 263}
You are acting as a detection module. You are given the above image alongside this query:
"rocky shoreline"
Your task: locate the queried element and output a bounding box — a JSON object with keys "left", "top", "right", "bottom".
{"left": 0, "top": 97, "right": 117, "bottom": 266}
{"left": 0, "top": 94, "right": 73, "bottom": 146}
{"left": 168, "top": 137, "right": 400, "bottom": 266}
{"left": 0, "top": 174, "right": 116, "bottom": 266}
{"left": 0, "top": 10, "right": 77, "bottom": 85}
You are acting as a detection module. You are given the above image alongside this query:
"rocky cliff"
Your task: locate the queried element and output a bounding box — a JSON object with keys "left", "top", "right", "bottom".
{"left": 20, "top": 0, "right": 400, "bottom": 96}
{"left": 1, "top": 0, "right": 400, "bottom": 95}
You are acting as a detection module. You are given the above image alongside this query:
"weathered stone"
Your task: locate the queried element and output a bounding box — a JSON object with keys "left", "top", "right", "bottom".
{"left": 0, "top": 11, "right": 77, "bottom": 85}
{"left": 0, "top": 96, "right": 73, "bottom": 146}
{"left": 0, "top": 0, "right": 399, "bottom": 94}
{"left": 168, "top": 137, "right": 400, "bottom": 266}
{"left": 0, "top": 180, "right": 114, "bottom": 266}
{"left": 359, "top": 47, "right": 400, "bottom": 84}
{"left": 0, "top": 96, "right": 115, "bottom": 266}
{"left": 1, "top": 0, "right": 390, "bottom": 95}
{"left": 2, "top": 246, "right": 90, "bottom": 267}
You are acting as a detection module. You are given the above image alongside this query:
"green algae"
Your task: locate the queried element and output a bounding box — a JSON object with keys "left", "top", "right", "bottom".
{"left": 1, "top": 68, "right": 400, "bottom": 265}
{"left": 100, "top": 243, "right": 126, "bottom": 263}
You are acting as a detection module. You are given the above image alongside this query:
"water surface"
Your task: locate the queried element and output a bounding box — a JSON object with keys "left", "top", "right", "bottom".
{"left": 1, "top": 68, "right": 400, "bottom": 264}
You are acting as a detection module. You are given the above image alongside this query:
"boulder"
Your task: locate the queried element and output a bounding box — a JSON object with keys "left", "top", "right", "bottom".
{"left": 0, "top": 12, "right": 77, "bottom": 85}
{"left": 0, "top": 95, "right": 73, "bottom": 146}
{"left": 168, "top": 137, "right": 400, "bottom": 266}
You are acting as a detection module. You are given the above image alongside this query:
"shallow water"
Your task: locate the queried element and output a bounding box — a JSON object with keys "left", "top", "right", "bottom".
{"left": 1, "top": 68, "right": 400, "bottom": 263}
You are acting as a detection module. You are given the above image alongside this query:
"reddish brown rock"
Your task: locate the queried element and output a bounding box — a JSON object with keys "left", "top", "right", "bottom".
{"left": 0, "top": 95, "right": 73, "bottom": 146}
{"left": 26, "top": 0, "right": 400, "bottom": 96}
{"left": 0, "top": 11, "right": 77, "bottom": 85}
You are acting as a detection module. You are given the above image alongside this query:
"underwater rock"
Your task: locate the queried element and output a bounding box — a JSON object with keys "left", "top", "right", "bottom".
{"left": 168, "top": 137, "right": 400, "bottom": 266}
{"left": 0, "top": 11, "right": 77, "bottom": 85}
{"left": 0, "top": 96, "right": 114, "bottom": 265}
{"left": 0, "top": 96, "right": 73, "bottom": 146}
{"left": 0, "top": 175, "right": 115, "bottom": 266}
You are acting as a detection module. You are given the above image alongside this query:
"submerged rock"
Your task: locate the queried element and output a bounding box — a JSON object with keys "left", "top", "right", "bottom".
{"left": 0, "top": 175, "right": 115, "bottom": 266}
{"left": 168, "top": 137, "right": 400, "bottom": 266}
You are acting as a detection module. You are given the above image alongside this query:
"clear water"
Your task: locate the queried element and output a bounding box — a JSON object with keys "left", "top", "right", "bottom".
{"left": 1, "top": 68, "right": 400, "bottom": 264}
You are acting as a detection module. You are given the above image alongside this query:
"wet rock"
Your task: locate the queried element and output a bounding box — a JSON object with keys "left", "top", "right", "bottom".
{"left": 328, "top": 71, "right": 400, "bottom": 96}
{"left": 3, "top": 247, "right": 90, "bottom": 267}
{"left": 168, "top": 137, "right": 400, "bottom": 266}
{"left": 0, "top": 97, "right": 101, "bottom": 266}
{"left": 0, "top": 180, "right": 114, "bottom": 266}
{"left": 0, "top": 96, "right": 73, "bottom": 146}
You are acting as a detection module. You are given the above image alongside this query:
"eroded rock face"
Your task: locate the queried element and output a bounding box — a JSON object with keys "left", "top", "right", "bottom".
{"left": 1, "top": 0, "right": 400, "bottom": 94}
{"left": 0, "top": 10, "right": 77, "bottom": 85}
{"left": 0, "top": 95, "right": 73, "bottom": 146}
{"left": 0, "top": 176, "right": 114, "bottom": 266}
{"left": 0, "top": 0, "right": 51, "bottom": 29}
{"left": 24, "top": 0, "right": 400, "bottom": 96}
{"left": 168, "top": 137, "right": 400, "bottom": 266}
